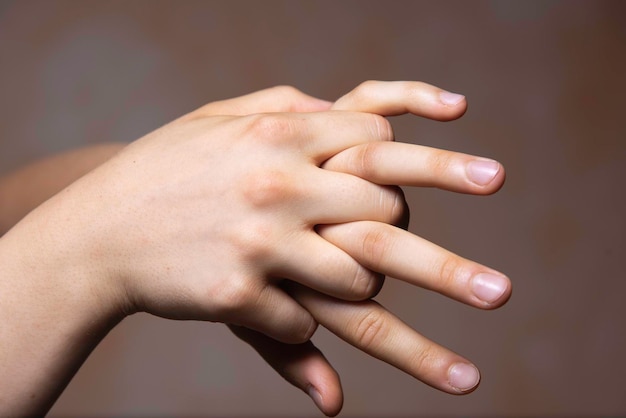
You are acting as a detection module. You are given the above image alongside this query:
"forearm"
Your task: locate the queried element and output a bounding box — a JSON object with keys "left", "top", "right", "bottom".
{"left": 0, "top": 190, "right": 126, "bottom": 416}
{"left": 0, "top": 143, "right": 126, "bottom": 235}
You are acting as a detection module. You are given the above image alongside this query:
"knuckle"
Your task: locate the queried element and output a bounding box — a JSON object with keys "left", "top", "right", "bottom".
{"left": 393, "top": 187, "right": 410, "bottom": 228}
{"left": 294, "top": 316, "right": 318, "bottom": 343}
{"left": 270, "top": 84, "right": 302, "bottom": 98}
{"left": 381, "top": 186, "right": 407, "bottom": 225}
{"left": 369, "top": 113, "right": 394, "bottom": 141}
{"left": 355, "top": 142, "right": 383, "bottom": 178}
{"left": 233, "top": 220, "right": 275, "bottom": 262}
{"left": 243, "top": 113, "right": 294, "bottom": 145}
{"left": 436, "top": 255, "right": 466, "bottom": 292}
{"left": 349, "top": 265, "right": 378, "bottom": 300}
{"left": 361, "top": 227, "right": 391, "bottom": 269}
{"left": 426, "top": 149, "right": 455, "bottom": 179}
{"left": 211, "top": 274, "right": 256, "bottom": 317}
{"left": 397, "top": 198, "right": 411, "bottom": 230}
{"left": 369, "top": 273, "right": 386, "bottom": 298}
{"left": 241, "top": 169, "right": 294, "bottom": 208}
{"left": 355, "top": 79, "right": 380, "bottom": 96}
{"left": 408, "top": 344, "right": 437, "bottom": 374}
{"left": 271, "top": 85, "right": 307, "bottom": 112}
{"left": 353, "top": 308, "right": 389, "bottom": 350}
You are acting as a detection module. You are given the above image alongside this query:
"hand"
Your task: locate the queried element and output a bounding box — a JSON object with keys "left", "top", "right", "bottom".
{"left": 24, "top": 90, "right": 411, "bottom": 343}
{"left": 0, "top": 82, "right": 508, "bottom": 416}
{"left": 225, "top": 81, "right": 510, "bottom": 416}
{"left": 3, "top": 85, "right": 411, "bottom": 415}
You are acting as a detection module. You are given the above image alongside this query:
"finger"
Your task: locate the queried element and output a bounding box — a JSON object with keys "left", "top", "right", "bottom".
{"left": 272, "top": 231, "right": 384, "bottom": 301}
{"left": 287, "top": 284, "right": 481, "bottom": 394}
{"left": 236, "top": 164, "right": 405, "bottom": 227}
{"left": 229, "top": 325, "right": 344, "bottom": 417}
{"left": 188, "top": 85, "right": 332, "bottom": 118}
{"left": 323, "top": 142, "right": 505, "bottom": 195}
{"left": 235, "top": 111, "right": 394, "bottom": 164}
{"left": 298, "top": 167, "right": 407, "bottom": 225}
{"left": 318, "top": 221, "right": 512, "bottom": 309}
{"left": 332, "top": 80, "right": 467, "bottom": 120}
{"left": 219, "top": 279, "right": 318, "bottom": 344}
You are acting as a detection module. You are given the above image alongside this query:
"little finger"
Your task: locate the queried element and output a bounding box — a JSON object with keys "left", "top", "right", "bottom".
{"left": 287, "top": 283, "right": 481, "bottom": 395}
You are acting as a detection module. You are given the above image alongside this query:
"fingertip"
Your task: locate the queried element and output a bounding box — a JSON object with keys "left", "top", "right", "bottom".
{"left": 307, "top": 385, "right": 325, "bottom": 412}
{"left": 331, "top": 80, "right": 470, "bottom": 121}
{"left": 465, "top": 159, "right": 506, "bottom": 194}
{"left": 308, "top": 384, "right": 344, "bottom": 417}
{"left": 435, "top": 90, "right": 468, "bottom": 121}
{"left": 439, "top": 91, "right": 466, "bottom": 106}
{"left": 300, "top": 350, "right": 343, "bottom": 416}
{"left": 470, "top": 272, "right": 512, "bottom": 310}
{"left": 447, "top": 362, "right": 481, "bottom": 394}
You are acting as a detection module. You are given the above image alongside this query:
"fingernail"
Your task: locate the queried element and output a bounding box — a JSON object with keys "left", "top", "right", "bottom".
{"left": 466, "top": 159, "right": 500, "bottom": 186}
{"left": 448, "top": 363, "right": 480, "bottom": 392}
{"left": 439, "top": 91, "right": 465, "bottom": 106}
{"left": 471, "top": 273, "right": 508, "bottom": 304}
{"left": 307, "top": 385, "right": 324, "bottom": 411}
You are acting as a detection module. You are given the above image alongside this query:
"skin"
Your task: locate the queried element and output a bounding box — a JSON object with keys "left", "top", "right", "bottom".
{"left": 0, "top": 81, "right": 510, "bottom": 417}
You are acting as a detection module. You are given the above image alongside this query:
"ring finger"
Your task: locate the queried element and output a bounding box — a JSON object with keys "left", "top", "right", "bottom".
{"left": 317, "top": 221, "right": 511, "bottom": 309}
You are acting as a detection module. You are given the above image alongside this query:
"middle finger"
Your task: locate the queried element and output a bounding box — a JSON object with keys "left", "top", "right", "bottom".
{"left": 323, "top": 141, "right": 505, "bottom": 195}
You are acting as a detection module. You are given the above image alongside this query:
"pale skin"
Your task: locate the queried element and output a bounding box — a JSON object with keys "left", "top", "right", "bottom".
{"left": 0, "top": 81, "right": 510, "bottom": 417}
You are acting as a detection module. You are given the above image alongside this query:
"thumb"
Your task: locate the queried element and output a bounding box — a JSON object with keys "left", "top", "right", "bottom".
{"left": 229, "top": 325, "right": 344, "bottom": 417}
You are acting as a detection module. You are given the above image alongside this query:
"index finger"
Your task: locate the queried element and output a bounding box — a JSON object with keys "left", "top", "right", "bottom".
{"left": 287, "top": 283, "right": 481, "bottom": 394}
{"left": 332, "top": 80, "right": 467, "bottom": 120}
{"left": 188, "top": 85, "right": 332, "bottom": 118}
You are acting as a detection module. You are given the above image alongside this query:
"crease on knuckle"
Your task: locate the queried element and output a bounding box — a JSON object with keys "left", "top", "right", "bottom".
{"left": 353, "top": 308, "right": 389, "bottom": 350}
{"left": 383, "top": 186, "right": 407, "bottom": 225}
{"left": 427, "top": 150, "right": 454, "bottom": 180}
{"left": 370, "top": 113, "right": 394, "bottom": 142}
{"left": 361, "top": 227, "right": 390, "bottom": 270}
{"left": 354, "top": 142, "right": 383, "bottom": 180}
{"left": 436, "top": 255, "right": 465, "bottom": 292}
{"left": 407, "top": 344, "right": 437, "bottom": 376}
{"left": 349, "top": 264, "right": 375, "bottom": 300}
{"left": 297, "top": 315, "right": 318, "bottom": 343}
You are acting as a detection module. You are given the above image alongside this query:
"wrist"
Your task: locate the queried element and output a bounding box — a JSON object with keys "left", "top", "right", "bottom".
{"left": 0, "top": 196, "right": 128, "bottom": 414}
{"left": 1, "top": 185, "right": 130, "bottom": 326}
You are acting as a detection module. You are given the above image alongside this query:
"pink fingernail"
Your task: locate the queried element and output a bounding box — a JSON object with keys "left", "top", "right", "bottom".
{"left": 466, "top": 159, "right": 500, "bottom": 186}
{"left": 439, "top": 91, "right": 465, "bottom": 106}
{"left": 448, "top": 363, "right": 480, "bottom": 392}
{"left": 307, "top": 385, "right": 324, "bottom": 410}
{"left": 471, "top": 273, "right": 508, "bottom": 304}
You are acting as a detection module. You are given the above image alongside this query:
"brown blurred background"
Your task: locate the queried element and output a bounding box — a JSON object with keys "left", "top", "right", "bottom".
{"left": 1, "top": 0, "right": 625, "bottom": 416}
